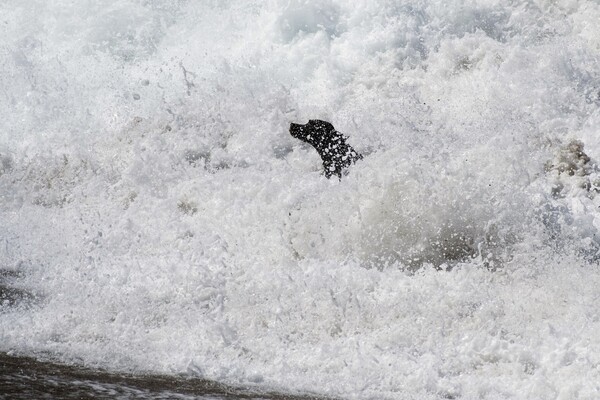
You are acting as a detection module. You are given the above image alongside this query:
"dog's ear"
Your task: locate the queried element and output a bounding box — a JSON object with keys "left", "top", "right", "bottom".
{"left": 309, "top": 119, "right": 335, "bottom": 133}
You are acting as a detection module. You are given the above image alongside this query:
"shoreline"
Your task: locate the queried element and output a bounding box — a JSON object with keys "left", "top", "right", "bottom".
{"left": 0, "top": 352, "right": 336, "bottom": 400}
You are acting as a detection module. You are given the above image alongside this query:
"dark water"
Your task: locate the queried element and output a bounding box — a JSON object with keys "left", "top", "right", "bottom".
{"left": 0, "top": 353, "right": 330, "bottom": 400}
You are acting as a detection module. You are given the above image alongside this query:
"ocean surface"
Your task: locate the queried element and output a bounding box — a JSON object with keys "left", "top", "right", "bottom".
{"left": 2, "top": 1, "right": 600, "bottom": 399}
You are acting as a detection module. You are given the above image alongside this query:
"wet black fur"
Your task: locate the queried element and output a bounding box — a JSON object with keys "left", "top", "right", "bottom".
{"left": 289, "top": 119, "right": 362, "bottom": 179}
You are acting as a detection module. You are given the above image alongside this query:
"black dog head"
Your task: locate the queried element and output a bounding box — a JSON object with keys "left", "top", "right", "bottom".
{"left": 289, "top": 119, "right": 362, "bottom": 179}
{"left": 289, "top": 119, "right": 336, "bottom": 151}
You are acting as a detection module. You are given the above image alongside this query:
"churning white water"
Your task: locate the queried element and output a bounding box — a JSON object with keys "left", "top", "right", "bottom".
{"left": 2, "top": 1, "right": 600, "bottom": 398}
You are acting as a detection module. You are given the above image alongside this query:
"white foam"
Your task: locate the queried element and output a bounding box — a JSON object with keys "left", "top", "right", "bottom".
{"left": 2, "top": 1, "right": 600, "bottom": 398}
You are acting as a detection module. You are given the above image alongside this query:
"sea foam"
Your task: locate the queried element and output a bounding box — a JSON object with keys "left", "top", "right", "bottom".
{"left": 2, "top": 1, "right": 600, "bottom": 399}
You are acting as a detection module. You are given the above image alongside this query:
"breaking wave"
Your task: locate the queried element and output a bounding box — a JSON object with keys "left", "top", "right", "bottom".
{"left": 2, "top": 1, "right": 600, "bottom": 398}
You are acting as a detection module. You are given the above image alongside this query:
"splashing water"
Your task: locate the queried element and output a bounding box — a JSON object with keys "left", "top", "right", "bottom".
{"left": 2, "top": 1, "right": 600, "bottom": 399}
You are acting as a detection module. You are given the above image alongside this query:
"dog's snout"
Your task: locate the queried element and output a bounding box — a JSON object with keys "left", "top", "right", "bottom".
{"left": 289, "top": 123, "right": 303, "bottom": 138}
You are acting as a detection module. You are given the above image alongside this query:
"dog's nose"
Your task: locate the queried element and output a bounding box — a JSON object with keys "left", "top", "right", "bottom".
{"left": 289, "top": 123, "right": 303, "bottom": 138}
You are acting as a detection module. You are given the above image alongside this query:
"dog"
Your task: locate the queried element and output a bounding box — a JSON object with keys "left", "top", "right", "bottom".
{"left": 289, "top": 119, "right": 362, "bottom": 178}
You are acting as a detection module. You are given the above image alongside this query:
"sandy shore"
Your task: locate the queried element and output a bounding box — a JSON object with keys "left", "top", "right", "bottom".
{"left": 0, "top": 353, "right": 334, "bottom": 400}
